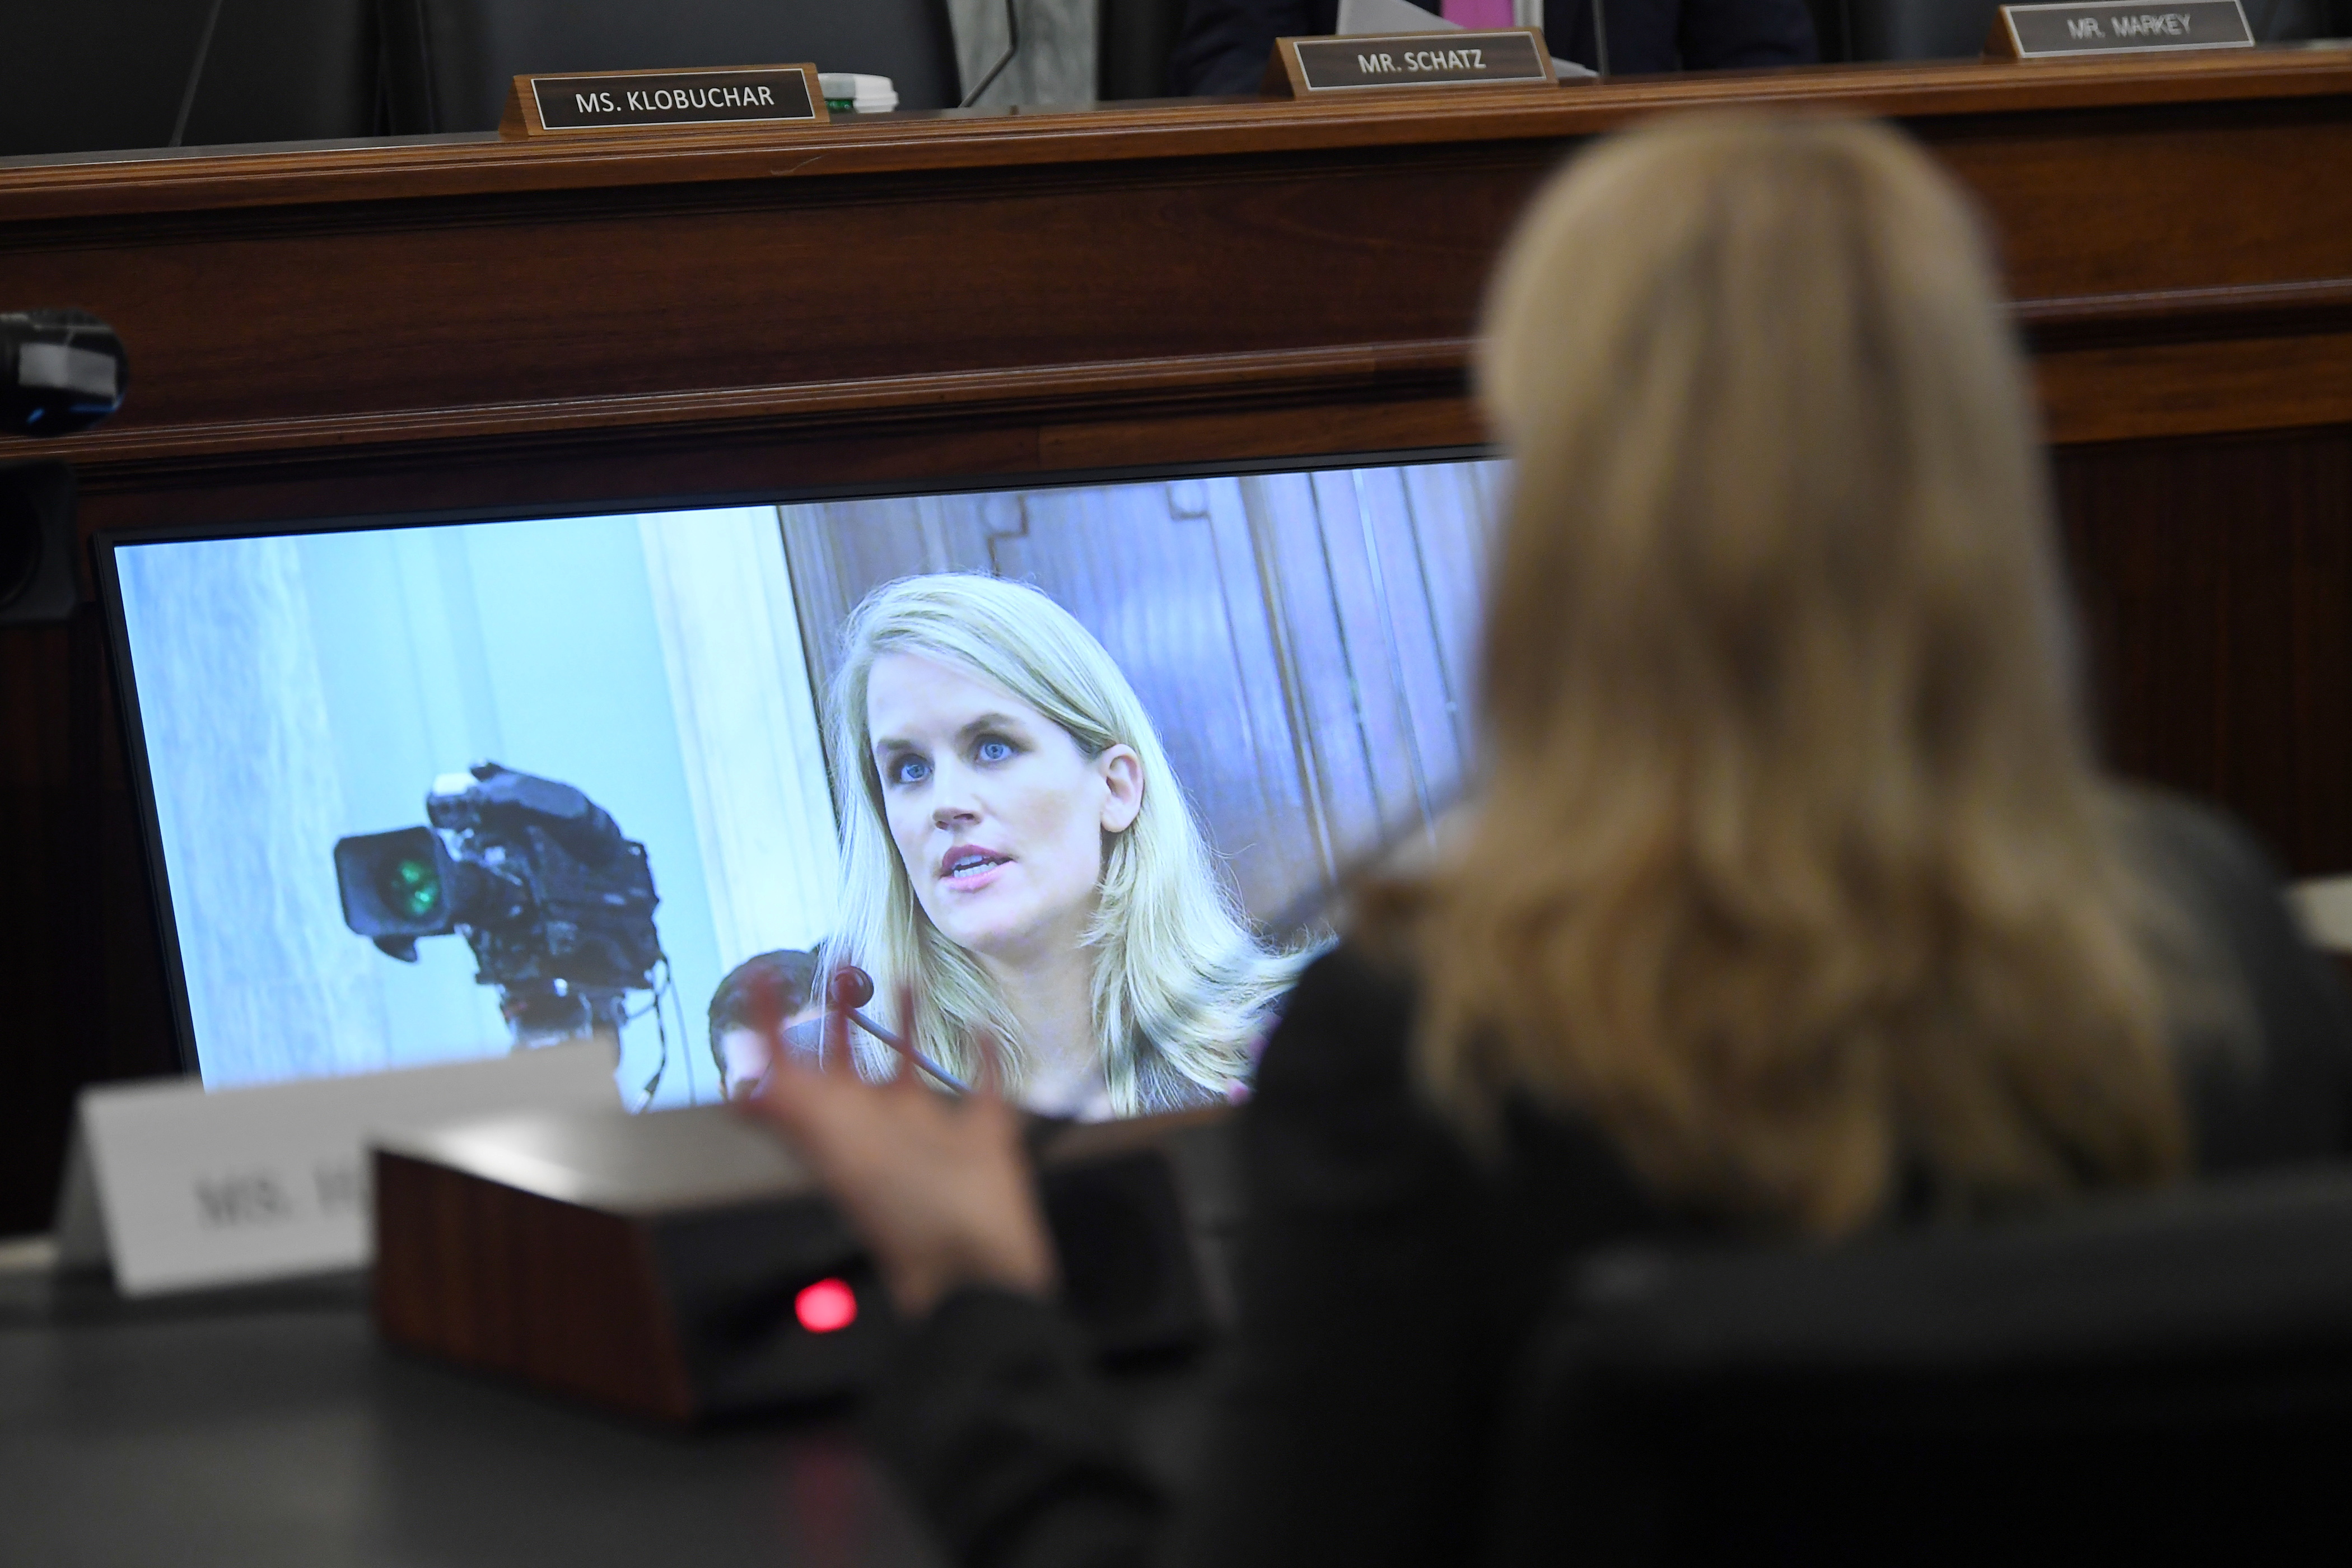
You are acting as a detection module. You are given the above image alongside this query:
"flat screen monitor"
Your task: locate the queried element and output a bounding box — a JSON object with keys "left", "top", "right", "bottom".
{"left": 100, "top": 453, "right": 1505, "bottom": 1117}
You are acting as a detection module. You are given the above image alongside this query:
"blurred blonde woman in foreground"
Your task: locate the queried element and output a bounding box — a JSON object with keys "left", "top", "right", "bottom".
{"left": 747, "top": 115, "right": 2352, "bottom": 1568}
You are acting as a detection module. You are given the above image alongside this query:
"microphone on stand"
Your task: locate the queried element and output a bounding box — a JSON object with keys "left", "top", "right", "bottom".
{"left": 169, "top": 0, "right": 228, "bottom": 147}
{"left": 825, "top": 966, "right": 972, "bottom": 1094}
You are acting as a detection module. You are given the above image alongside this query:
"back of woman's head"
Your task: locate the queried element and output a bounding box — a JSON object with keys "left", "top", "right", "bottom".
{"left": 1373, "top": 115, "right": 2188, "bottom": 1234}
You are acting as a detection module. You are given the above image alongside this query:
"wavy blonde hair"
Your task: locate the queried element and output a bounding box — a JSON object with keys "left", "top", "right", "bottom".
{"left": 1357, "top": 115, "right": 2190, "bottom": 1235}
{"left": 823, "top": 573, "right": 1300, "bottom": 1113}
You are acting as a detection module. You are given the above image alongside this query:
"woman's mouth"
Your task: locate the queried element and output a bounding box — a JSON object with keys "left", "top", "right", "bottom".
{"left": 939, "top": 846, "right": 1012, "bottom": 889}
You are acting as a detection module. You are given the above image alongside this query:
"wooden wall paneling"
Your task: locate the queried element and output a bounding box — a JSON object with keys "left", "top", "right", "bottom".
{"left": 1234, "top": 465, "right": 1492, "bottom": 879}
{"left": 1398, "top": 458, "right": 1506, "bottom": 752}
{"left": 1182, "top": 478, "right": 1345, "bottom": 916}
{"left": 2056, "top": 424, "right": 2352, "bottom": 878}
{"left": 12, "top": 57, "right": 2352, "bottom": 501}
{"left": 1348, "top": 463, "right": 1498, "bottom": 797}
{"left": 1239, "top": 470, "right": 1396, "bottom": 870}
{"left": 1924, "top": 98, "right": 2352, "bottom": 302}
{"left": 777, "top": 491, "right": 1012, "bottom": 709}
{"left": 2036, "top": 329, "right": 2352, "bottom": 448}
{"left": 989, "top": 480, "right": 1332, "bottom": 922}
{"left": 0, "top": 150, "right": 1543, "bottom": 472}
{"left": 1308, "top": 468, "right": 1452, "bottom": 841}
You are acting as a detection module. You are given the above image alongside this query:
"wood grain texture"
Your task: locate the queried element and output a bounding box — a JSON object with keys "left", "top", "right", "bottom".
{"left": 2, "top": 54, "right": 2350, "bottom": 496}
{"left": 2057, "top": 425, "right": 2352, "bottom": 876}
{"left": 375, "top": 1150, "right": 697, "bottom": 1422}
{"left": 4, "top": 58, "right": 2352, "bottom": 1230}
{"left": 4, "top": 53, "right": 2350, "bottom": 222}
{"left": 372, "top": 1109, "right": 1227, "bottom": 1422}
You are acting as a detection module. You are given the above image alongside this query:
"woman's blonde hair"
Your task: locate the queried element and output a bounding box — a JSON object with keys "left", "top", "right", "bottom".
{"left": 824, "top": 573, "right": 1300, "bottom": 1113}
{"left": 1359, "top": 115, "right": 2191, "bottom": 1235}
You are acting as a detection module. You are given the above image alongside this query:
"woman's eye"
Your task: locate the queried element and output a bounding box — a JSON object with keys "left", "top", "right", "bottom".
{"left": 886, "top": 754, "right": 931, "bottom": 786}
{"left": 975, "top": 738, "right": 1015, "bottom": 764}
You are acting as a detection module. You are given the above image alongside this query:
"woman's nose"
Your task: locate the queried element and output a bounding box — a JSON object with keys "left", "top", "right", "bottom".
{"left": 926, "top": 757, "right": 984, "bottom": 827}
{"left": 930, "top": 771, "right": 981, "bottom": 828}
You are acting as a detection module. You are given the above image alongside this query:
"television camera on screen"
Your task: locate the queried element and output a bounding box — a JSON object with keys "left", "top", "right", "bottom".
{"left": 334, "top": 763, "right": 665, "bottom": 1051}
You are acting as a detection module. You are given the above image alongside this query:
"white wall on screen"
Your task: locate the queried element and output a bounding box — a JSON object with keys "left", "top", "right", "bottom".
{"left": 636, "top": 508, "right": 839, "bottom": 973}
{"left": 119, "top": 514, "right": 810, "bottom": 1108}
{"left": 116, "top": 535, "right": 394, "bottom": 1087}
{"left": 302, "top": 525, "right": 517, "bottom": 1072}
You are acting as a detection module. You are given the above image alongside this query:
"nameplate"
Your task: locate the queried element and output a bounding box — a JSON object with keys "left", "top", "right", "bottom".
{"left": 1986, "top": 0, "right": 2252, "bottom": 57}
{"left": 500, "top": 64, "right": 828, "bottom": 138}
{"left": 52, "top": 1043, "right": 619, "bottom": 1296}
{"left": 1266, "top": 30, "right": 1558, "bottom": 96}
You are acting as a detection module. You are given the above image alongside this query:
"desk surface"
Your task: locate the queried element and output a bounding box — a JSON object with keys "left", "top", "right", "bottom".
{"left": 7, "top": 53, "right": 2352, "bottom": 214}
{"left": 0, "top": 1267, "right": 1209, "bottom": 1566}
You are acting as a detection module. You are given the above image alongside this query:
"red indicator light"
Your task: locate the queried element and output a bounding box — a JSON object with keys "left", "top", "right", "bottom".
{"left": 795, "top": 1278, "right": 858, "bottom": 1334}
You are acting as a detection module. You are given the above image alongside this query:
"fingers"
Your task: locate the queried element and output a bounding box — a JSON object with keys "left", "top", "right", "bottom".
{"left": 823, "top": 987, "right": 853, "bottom": 1079}
{"left": 737, "top": 1050, "right": 822, "bottom": 1141}
{"left": 892, "top": 984, "right": 917, "bottom": 1088}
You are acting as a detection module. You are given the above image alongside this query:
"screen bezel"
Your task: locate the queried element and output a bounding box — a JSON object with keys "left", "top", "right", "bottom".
{"left": 94, "top": 445, "right": 1499, "bottom": 1078}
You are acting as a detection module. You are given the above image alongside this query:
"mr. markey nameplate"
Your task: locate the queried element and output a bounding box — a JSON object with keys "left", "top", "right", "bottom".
{"left": 1268, "top": 30, "right": 1558, "bottom": 96}
{"left": 500, "top": 63, "right": 828, "bottom": 138}
{"left": 1986, "top": 0, "right": 2252, "bottom": 58}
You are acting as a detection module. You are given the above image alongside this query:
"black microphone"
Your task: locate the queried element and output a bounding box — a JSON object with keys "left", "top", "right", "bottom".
{"left": 3, "top": 311, "right": 128, "bottom": 438}
{"left": 825, "top": 965, "right": 972, "bottom": 1093}
{"left": 169, "top": 0, "right": 229, "bottom": 148}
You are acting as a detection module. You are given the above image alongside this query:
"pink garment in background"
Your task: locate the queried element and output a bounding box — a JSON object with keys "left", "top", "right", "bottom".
{"left": 1440, "top": 0, "right": 1518, "bottom": 25}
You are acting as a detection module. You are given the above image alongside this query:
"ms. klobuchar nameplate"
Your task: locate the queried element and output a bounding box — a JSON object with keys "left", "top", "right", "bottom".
{"left": 1266, "top": 30, "right": 1558, "bottom": 97}
{"left": 499, "top": 63, "right": 828, "bottom": 138}
{"left": 1985, "top": 0, "right": 2252, "bottom": 58}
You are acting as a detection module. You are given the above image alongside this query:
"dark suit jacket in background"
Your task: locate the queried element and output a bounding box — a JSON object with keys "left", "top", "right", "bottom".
{"left": 1168, "top": 0, "right": 1818, "bottom": 94}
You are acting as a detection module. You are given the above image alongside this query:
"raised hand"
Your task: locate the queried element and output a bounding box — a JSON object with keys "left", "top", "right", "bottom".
{"left": 739, "top": 987, "right": 1056, "bottom": 1319}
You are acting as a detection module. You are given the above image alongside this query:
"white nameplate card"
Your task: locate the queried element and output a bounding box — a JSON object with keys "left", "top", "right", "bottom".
{"left": 1266, "top": 29, "right": 1560, "bottom": 96}
{"left": 53, "top": 1043, "right": 620, "bottom": 1296}
{"left": 1985, "top": 0, "right": 2252, "bottom": 57}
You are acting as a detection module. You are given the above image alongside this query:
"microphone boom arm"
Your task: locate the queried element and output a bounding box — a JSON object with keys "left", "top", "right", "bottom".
{"left": 846, "top": 1007, "right": 972, "bottom": 1094}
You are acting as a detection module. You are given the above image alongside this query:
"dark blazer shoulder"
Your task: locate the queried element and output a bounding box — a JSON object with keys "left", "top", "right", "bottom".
{"left": 2110, "top": 783, "right": 2352, "bottom": 1170}
{"left": 1258, "top": 941, "right": 1419, "bottom": 1079}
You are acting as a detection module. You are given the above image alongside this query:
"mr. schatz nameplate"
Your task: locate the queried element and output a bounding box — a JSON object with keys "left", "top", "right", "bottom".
{"left": 1267, "top": 30, "right": 1558, "bottom": 96}
{"left": 500, "top": 64, "right": 828, "bottom": 138}
{"left": 1986, "top": 0, "right": 2252, "bottom": 58}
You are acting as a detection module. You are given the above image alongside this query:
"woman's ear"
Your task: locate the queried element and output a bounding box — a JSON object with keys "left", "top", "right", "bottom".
{"left": 1097, "top": 745, "right": 1144, "bottom": 834}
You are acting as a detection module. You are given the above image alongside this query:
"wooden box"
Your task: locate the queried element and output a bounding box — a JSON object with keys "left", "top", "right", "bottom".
{"left": 373, "top": 1103, "right": 1235, "bottom": 1422}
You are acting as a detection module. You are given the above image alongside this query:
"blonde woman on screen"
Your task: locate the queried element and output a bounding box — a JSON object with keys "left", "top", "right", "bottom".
{"left": 820, "top": 572, "right": 1300, "bottom": 1119}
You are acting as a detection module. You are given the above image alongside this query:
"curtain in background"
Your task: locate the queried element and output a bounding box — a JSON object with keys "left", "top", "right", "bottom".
{"left": 116, "top": 536, "right": 393, "bottom": 1085}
